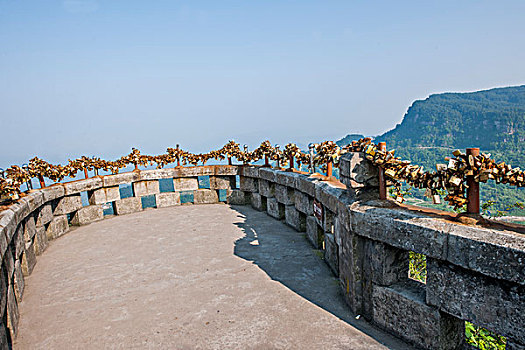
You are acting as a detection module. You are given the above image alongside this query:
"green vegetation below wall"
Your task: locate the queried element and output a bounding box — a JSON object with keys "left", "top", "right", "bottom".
{"left": 338, "top": 85, "right": 525, "bottom": 216}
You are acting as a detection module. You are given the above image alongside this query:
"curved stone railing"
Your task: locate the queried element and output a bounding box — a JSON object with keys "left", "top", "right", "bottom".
{"left": 1, "top": 156, "right": 524, "bottom": 349}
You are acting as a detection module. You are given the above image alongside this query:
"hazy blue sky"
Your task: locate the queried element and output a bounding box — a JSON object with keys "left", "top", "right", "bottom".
{"left": 1, "top": 0, "right": 524, "bottom": 167}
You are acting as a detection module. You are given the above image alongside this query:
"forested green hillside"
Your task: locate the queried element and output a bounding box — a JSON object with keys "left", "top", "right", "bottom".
{"left": 338, "top": 85, "right": 525, "bottom": 215}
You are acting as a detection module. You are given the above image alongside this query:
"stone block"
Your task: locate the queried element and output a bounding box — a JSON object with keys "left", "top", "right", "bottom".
{"left": 0, "top": 209, "right": 16, "bottom": 244}
{"left": 274, "top": 184, "right": 294, "bottom": 205}
{"left": 227, "top": 190, "right": 249, "bottom": 205}
{"left": 339, "top": 152, "right": 379, "bottom": 187}
{"left": 114, "top": 197, "right": 142, "bottom": 215}
{"left": 12, "top": 224, "right": 24, "bottom": 258}
{"left": 103, "top": 172, "right": 140, "bottom": 187}
{"left": 294, "top": 191, "right": 313, "bottom": 215}
{"left": 173, "top": 177, "right": 198, "bottom": 191}
{"left": 315, "top": 182, "right": 345, "bottom": 213}
{"left": 6, "top": 284, "right": 19, "bottom": 340}
{"left": 155, "top": 192, "right": 181, "bottom": 208}
{"left": 35, "top": 204, "right": 53, "bottom": 227}
{"left": 338, "top": 224, "right": 365, "bottom": 314}
{"left": 23, "top": 215, "right": 36, "bottom": 244}
{"left": 21, "top": 241, "right": 36, "bottom": 276}
{"left": 46, "top": 215, "right": 69, "bottom": 240}
{"left": 53, "top": 195, "right": 82, "bottom": 215}
{"left": 267, "top": 197, "right": 284, "bottom": 220}
{"left": 3, "top": 246, "right": 14, "bottom": 280}
{"left": 133, "top": 180, "right": 160, "bottom": 197}
{"left": 349, "top": 206, "right": 449, "bottom": 260}
{"left": 213, "top": 165, "right": 239, "bottom": 176}
{"left": 323, "top": 209, "right": 335, "bottom": 234}
{"left": 239, "top": 177, "right": 258, "bottom": 192}
{"left": 285, "top": 205, "right": 305, "bottom": 231}
{"left": 324, "top": 233, "right": 339, "bottom": 276}
{"left": 373, "top": 280, "right": 464, "bottom": 350}
{"left": 251, "top": 193, "right": 266, "bottom": 211}
{"left": 295, "top": 175, "right": 318, "bottom": 196}
{"left": 241, "top": 166, "right": 259, "bottom": 178}
{"left": 306, "top": 215, "right": 324, "bottom": 249}
{"left": 34, "top": 226, "right": 48, "bottom": 255}
{"left": 193, "top": 189, "right": 219, "bottom": 204}
{"left": 258, "top": 179, "right": 274, "bottom": 198}
{"left": 176, "top": 166, "right": 214, "bottom": 177}
{"left": 88, "top": 186, "right": 120, "bottom": 205}
{"left": 0, "top": 275, "right": 6, "bottom": 318}
{"left": 139, "top": 168, "right": 177, "bottom": 180}
{"left": 0, "top": 323, "right": 8, "bottom": 350}
{"left": 63, "top": 177, "right": 103, "bottom": 195}
{"left": 426, "top": 259, "right": 525, "bottom": 344}
{"left": 71, "top": 205, "right": 103, "bottom": 226}
{"left": 259, "top": 168, "right": 277, "bottom": 182}
{"left": 19, "top": 191, "right": 44, "bottom": 213}
{"left": 210, "top": 176, "right": 235, "bottom": 190}
{"left": 0, "top": 232, "right": 7, "bottom": 263}
{"left": 8, "top": 201, "right": 30, "bottom": 224}
{"left": 13, "top": 259, "right": 24, "bottom": 302}
{"left": 40, "top": 184, "right": 65, "bottom": 202}
{"left": 275, "top": 171, "right": 299, "bottom": 188}
{"left": 507, "top": 339, "right": 525, "bottom": 350}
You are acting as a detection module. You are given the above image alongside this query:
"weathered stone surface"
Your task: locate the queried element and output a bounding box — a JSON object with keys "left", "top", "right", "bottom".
{"left": 23, "top": 216, "right": 36, "bottom": 243}
{"left": 0, "top": 230, "right": 7, "bottom": 263}
{"left": 275, "top": 171, "right": 300, "bottom": 188}
{"left": 239, "top": 177, "right": 258, "bottom": 192}
{"left": 6, "top": 284, "right": 19, "bottom": 340}
{"left": 338, "top": 222, "right": 365, "bottom": 314}
{"left": 133, "top": 180, "right": 160, "bottom": 197}
{"left": 13, "top": 259, "right": 24, "bottom": 302}
{"left": 36, "top": 204, "right": 53, "bottom": 227}
{"left": 250, "top": 193, "right": 266, "bottom": 211}
{"left": 227, "top": 190, "right": 249, "bottom": 205}
{"left": 373, "top": 281, "right": 464, "bottom": 350}
{"left": 258, "top": 179, "right": 274, "bottom": 198}
{"left": 34, "top": 226, "right": 48, "bottom": 255}
{"left": 40, "top": 185, "right": 65, "bottom": 202}
{"left": 324, "top": 233, "right": 338, "bottom": 276}
{"left": 0, "top": 323, "right": 8, "bottom": 350}
{"left": 88, "top": 186, "right": 120, "bottom": 205}
{"left": 315, "top": 182, "right": 345, "bottom": 213}
{"left": 340, "top": 152, "right": 379, "bottom": 187}
{"left": 507, "top": 339, "right": 525, "bottom": 350}
{"left": 12, "top": 225, "right": 24, "bottom": 258}
{"left": 349, "top": 205, "right": 449, "bottom": 260}
{"left": 210, "top": 176, "right": 235, "bottom": 190}
{"left": 193, "top": 189, "right": 219, "bottom": 204}
{"left": 46, "top": 215, "right": 69, "bottom": 240}
{"left": 173, "top": 177, "right": 198, "bottom": 191}
{"left": 139, "top": 168, "right": 177, "bottom": 180}
{"left": 8, "top": 201, "right": 30, "bottom": 225}
{"left": 0, "top": 209, "right": 16, "bottom": 243}
{"left": 21, "top": 241, "right": 36, "bottom": 276}
{"left": 3, "top": 246, "right": 14, "bottom": 280}
{"left": 285, "top": 205, "right": 305, "bottom": 231}
{"left": 241, "top": 166, "right": 259, "bottom": 178}
{"left": 259, "top": 168, "right": 277, "bottom": 182}
{"left": 274, "top": 184, "right": 294, "bottom": 205}
{"left": 323, "top": 208, "right": 335, "bottom": 234}
{"left": 53, "top": 195, "right": 83, "bottom": 215}
{"left": 306, "top": 215, "right": 324, "bottom": 249}
{"left": 294, "top": 190, "right": 313, "bottom": 215}
{"left": 213, "top": 165, "right": 239, "bottom": 176}
{"left": 176, "top": 166, "right": 214, "bottom": 177}
{"left": 114, "top": 197, "right": 142, "bottom": 215}
{"left": 19, "top": 191, "right": 44, "bottom": 213}
{"left": 446, "top": 224, "right": 525, "bottom": 285}
{"left": 267, "top": 197, "right": 284, "bottom": 220}
{"left": 71, "top": 205, "right": 104, "bottom": 226}
{"left": 426, "top": 259, "right": 525, "bottom": 343}
{"left": 155, "top": 193, "right": 181, "bottom": 208}
{"left": 295, "top": 175, "right": 318, "bottom": 197}
{"left": 0, "top": 274, "right": 6, "bottom": 318}
{"left": 63, "top": 177, "right": 103, "bottom": 195}
{"left": 103, "top": 172, "right": 140, "bottom": 187}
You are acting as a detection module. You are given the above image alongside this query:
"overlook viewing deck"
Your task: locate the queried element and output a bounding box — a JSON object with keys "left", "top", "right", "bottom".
{"left": 15, "top": 204, "right": 410, "bottom": 349}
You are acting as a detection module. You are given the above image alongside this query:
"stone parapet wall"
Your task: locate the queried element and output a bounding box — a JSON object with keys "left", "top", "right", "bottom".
{"left": 0, "top": 165, "right": 242, "bottom": 348}
{"left": 0, "top": 159, "right": 524, "bottom": 349}
{"left": 238, "top": 156, "right": 525, "bottom": 350}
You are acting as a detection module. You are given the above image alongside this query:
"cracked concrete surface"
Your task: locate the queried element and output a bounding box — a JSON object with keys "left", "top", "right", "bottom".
{"left": 15, "top": 204, "right": 411, "bottom": 349}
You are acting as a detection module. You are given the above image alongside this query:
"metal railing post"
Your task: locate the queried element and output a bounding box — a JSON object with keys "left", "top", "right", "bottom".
{"left": 466, "top": 147, "right": 480, "bottom": 214}
{"left": 378, "top": 142, "right": 387, "bottom": 200}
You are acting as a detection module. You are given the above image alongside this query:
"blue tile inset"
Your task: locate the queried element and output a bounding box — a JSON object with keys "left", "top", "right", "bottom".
{"left": 103, "top": 202, "right": 115, "bottom": 216}
{"left": 159, "top": 178, "right": 175, "bottom": 193}
{"left": 198, "top": 176, "right": 210, "bottom": 189}
{"left": 180, "top": 191, "right": 194, "bottom": 204}
{"left": 141, "top": 195, "right": 157, "bottom": 209}
{"left": 218, "top": 189, "right": 227, "bottom": 202}
{"left": 119, "top": 184, "right": 134, "bottom": 199}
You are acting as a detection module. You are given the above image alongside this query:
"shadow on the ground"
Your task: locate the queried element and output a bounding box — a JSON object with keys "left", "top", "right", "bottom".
{"left": 229, "top": 204, "right": 412, "bottom": 349}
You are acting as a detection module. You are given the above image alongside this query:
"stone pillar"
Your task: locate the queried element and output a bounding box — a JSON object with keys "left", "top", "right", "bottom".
{"left": 339, "top": 152, "right": 379, "bottom": 200}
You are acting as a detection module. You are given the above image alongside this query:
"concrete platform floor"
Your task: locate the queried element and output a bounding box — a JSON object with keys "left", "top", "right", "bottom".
{"left": 15, "top": 204, "right": 412, "bottom": 349}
